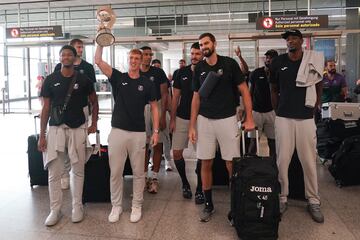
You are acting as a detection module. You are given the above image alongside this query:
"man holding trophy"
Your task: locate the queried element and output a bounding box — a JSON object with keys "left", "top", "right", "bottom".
{"left": 94, "top": 6, "right": 160, "bottom": 223}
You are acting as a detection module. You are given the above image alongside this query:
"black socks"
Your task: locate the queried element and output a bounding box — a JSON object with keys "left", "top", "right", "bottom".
{"left": 195, "top": 159, "right": 202, "bottom": 193}
{"left": 174, "top": 158, "right": 190, "bottom": 187}
{"left": 204, "top": 189, "right": 213, "bottom": 210}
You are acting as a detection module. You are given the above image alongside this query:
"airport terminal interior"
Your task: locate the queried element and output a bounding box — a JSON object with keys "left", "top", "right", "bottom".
{"left": 1, "top": 0, "right": 360, "bottom": 239}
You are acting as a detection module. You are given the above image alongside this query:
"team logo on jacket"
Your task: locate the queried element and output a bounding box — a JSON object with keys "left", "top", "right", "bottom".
{"left": 217, "top": 69, "right": 223, "bottom": 75}
{"left": 250, "top": 186, "right": 272, "bottom": 193}
{"left": 182, "top": 77, "right": 188, "bottom": 81}
{"left": 74, "top": 83, "right": 79, "bottom": 89}
{"left": 79, "top": 69, "right": 84, "bottom": 74}
{"left": 138, "top": 85, "right": 144, "bottom": 91}
{"left": 54, "top": 83, "right": 60, "bottom": 87}
{"left": 149, "top": 76, "right": 155, "bottom": 82}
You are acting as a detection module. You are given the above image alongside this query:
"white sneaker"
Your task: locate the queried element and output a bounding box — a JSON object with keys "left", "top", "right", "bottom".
{"left": 61, "top": 177, "right": 70, "bottom": 190}
{"left": 72, "top": 205, "right": 84, "bottom": 223}
{"left": 130, "top": 207, "right": 142, "bottom": 223}
{"left": 108, "top": 206, "right": 123, "bottom": 223}
{"left": 45, "top": 210, "right": 62, "bottom": 226}
{"left": 165, "top": 161, "right": 173, "bottom": 171}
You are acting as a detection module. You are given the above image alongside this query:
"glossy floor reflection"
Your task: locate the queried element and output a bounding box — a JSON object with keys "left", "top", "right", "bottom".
{"left": 0, "top": 114, "right": 359, "bottom": 240}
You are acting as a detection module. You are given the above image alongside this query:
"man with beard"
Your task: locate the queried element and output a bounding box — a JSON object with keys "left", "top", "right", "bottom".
{"left": 169, "top": 42, "right": 204, "bottom": 204}
{"left": 173, "top": 59, "right": 187, "bottom": 82}
{"left": 54, "top": 39, "right": 96, "bottom": 190}
{"left": 38, "top": 45, "right": 98, "bottom": 226}
{"left": 247, "top": 49, "right": 278, "bottom": 157}
{"left": 140, "top": 46, "right": 169, "bottom": 194}
{"left": 321, "top": 60, "right": 348, "bottom": 103}
{"left": 95, "top": 46, "right": 159, "bottom": 223}
{"left": 270, "top": 29, "right": 324, "bottom": 223}
{"left": 189, "top": 33, "right": 255, "bottom": 222}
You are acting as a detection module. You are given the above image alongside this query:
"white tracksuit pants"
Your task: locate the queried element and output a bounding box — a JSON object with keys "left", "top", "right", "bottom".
{"left": 47, "top": 127, "right": 87, "bottom": 212}
{"left": 274, "top": 116, "right": 321, "bottom": 204}
{"left": 108, "top": 128, "right": 146, "bottom": 208}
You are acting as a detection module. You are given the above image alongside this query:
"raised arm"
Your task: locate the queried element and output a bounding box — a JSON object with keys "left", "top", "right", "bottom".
{"left": 94, "top": 45, "right": 113, "bottom": 78}
{"left": 235, "top": 46, "right": 249, "bottom": 75}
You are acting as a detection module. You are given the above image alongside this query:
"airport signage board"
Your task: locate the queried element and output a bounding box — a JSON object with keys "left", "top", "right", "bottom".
{"left": 256, "top": 15, "right": 328, "bottom": 30}
{"left": 6, "top": 26, "right": 63, "bottom": 38}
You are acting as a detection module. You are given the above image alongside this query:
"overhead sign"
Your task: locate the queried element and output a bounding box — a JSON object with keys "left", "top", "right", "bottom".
{"left": 256, "top": 15, "right": 328, "bottom": 30}
{"left": 6, "top": 26, "right": 63, "bottom": 38}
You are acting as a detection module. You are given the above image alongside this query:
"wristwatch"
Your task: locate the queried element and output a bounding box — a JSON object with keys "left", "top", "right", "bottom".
{"left": 154, "top": 129, "right": 160, "bottom": 134}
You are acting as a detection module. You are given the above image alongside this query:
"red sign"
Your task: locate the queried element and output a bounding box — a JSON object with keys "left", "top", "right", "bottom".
{"left": 262, "top": 17, "right": 274, "bottom": 29}
{"left": 6, "top": 26, "right": 63, "bottom": 38}
{"left": 256, "top": 15, "right": 328, "bottom": 30}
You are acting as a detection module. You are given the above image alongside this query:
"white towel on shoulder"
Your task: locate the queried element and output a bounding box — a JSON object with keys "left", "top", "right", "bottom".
{"left": 296, "top": 50, "right": 324, "bottom": 108}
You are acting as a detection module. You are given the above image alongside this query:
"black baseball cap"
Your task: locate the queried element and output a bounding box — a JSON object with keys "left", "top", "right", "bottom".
{"left": 151, "top": 59, "right": 161, "bottom": 65}
{"left": 264, "top": 49, "right": 278, "bottom": 58}
{"left": 281, "top": 29, "right": 303, "bottom": 39}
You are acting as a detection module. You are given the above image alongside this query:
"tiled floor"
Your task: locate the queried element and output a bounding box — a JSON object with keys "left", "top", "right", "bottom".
{"left": 1, "top": 114, "right": 359, "bottom": 240}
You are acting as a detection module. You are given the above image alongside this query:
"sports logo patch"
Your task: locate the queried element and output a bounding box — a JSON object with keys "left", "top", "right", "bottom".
{"left": 74, "top": 83, "right": 79, "bottom": 89}
{"left": 138, "top": 85, "right": 144, "bottom": 91}
{"left": 182, "top": 77, "right": 188, "bottom": 81}
{"left": 149, "top": 76, "right": 155, "bottom": 82}
{"left": 79, "top": 69, "right": 84, "bottom": 74}
{"left": 217, "top": 69, "right": 223, "bottom": 75}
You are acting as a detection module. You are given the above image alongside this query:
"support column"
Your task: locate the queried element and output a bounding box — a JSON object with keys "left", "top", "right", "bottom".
{"left": 345, "top": 0, "right": 360, "bottom": 98}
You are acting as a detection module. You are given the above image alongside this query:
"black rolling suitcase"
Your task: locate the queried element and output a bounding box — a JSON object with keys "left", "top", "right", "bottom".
{"left": 83, "top": 131, "right": 132, "bottom": 203}
{"left": 288, "top": 150, "right": 306, "bottom": 200}
{"left": 83, "top": 143, "right": 111, "bottom": 203}
{"left": 230, "top": 129, "right": 280, "bottom": 240}
{"left": 27, "top": 115, "right": 48, "bottom": 187}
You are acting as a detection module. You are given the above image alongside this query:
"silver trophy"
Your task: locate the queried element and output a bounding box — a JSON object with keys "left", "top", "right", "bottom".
{"left": 96, "top": 6, "right": 116, "bottom": 46}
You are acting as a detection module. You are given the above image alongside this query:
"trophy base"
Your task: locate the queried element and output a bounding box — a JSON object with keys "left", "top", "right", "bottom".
{"left": 96, "top": 29, "right": 115, "bottom": 47}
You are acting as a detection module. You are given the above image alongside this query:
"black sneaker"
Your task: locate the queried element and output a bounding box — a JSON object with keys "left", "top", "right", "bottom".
{"left": 182, "top": 185, "right": 192, "bottom": 199}
{"left": 195, "top": 191, "right": 205, "bottom": 205}
{"left": 199, "top": 206, "right": 215, "bottom": 222}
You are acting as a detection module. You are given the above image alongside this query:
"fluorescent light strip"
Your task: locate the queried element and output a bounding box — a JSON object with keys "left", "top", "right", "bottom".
{"left": 188, "top": 18, "right": 248, "bottom": 24}
{"left": 328, "top": 15, "right": 346, "bottom": 18}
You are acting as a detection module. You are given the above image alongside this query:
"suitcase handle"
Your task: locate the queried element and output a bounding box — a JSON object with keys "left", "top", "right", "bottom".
{"left": 34, "top": 114, "right": 40, "bottom": 136}
{"left": 95, "top": 130, "right": 101, "bottom": 157}
{"left": 343, "top": 111, "right": 353, "bottom": 117}
{"left": 241, "top": 126, "right": 259, "bottom": 156}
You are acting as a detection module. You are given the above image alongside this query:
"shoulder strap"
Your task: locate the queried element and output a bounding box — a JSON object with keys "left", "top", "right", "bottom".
{"left": 62, "top": 71, "right": 78, "bottom": 111}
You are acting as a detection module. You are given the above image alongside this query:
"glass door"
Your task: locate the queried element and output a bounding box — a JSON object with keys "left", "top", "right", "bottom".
{"left": 6, "top": 47, "right": 28, "bottom": 112}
